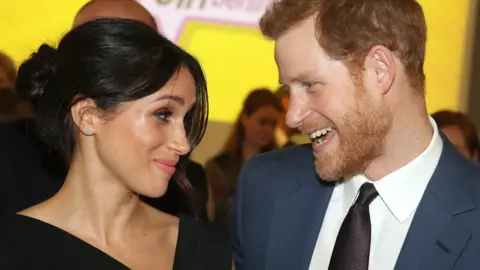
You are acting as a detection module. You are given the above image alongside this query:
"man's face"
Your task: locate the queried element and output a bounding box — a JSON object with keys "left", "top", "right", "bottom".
{"left": 275, "top": 16, "right": 392, "bottom": 181}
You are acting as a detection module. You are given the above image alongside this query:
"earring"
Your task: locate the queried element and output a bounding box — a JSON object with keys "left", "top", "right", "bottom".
{"left": 84, "top": 129, "right": 93, "bottom": 135}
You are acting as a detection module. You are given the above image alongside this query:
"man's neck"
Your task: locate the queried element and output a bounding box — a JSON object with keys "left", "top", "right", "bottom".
{"left": 365, "top": 106, "right": 433, "bottom": 181}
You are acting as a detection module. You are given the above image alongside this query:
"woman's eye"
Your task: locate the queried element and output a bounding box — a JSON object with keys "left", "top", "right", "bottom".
{"left": 154, "top": 110, "right": 172, "bottom": 122}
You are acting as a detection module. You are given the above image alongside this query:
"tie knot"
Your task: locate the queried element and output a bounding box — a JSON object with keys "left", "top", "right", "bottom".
{"left": 355, "top": 183, "right": 378, "bottom": 206}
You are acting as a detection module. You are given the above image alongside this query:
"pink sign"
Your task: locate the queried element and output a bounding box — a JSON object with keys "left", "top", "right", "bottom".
{"left": 137, "top": 0, "right": 273, "bottom": 42}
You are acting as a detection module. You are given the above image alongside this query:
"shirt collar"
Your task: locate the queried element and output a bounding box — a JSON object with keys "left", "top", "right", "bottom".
{"left": 342, "top": 116, "right": 443, "bottom": 222}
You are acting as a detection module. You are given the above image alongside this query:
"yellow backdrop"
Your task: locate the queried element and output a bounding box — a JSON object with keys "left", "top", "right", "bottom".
{"left": 0, "top": 0, "right": 473, "bottom": 122}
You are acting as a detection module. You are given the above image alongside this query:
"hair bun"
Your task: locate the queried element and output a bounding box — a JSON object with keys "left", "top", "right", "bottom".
{"left": 15, "top": 44, "right": 58, "bottom": 106}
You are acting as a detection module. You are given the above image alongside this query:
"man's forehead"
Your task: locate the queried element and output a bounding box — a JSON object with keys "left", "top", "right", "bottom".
{"left": 274, "top": 23, "right": 324, "bottom": 63}
{"left": 275, "top": 45, "right": 334, "bottom": 85}
{"left": 275, "top": 41, "right": 327, "bottom": 82}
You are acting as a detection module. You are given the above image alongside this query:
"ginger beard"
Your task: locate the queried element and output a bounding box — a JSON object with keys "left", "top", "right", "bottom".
{"left": 314, "top": 85, "right": 392, "bottom": 181}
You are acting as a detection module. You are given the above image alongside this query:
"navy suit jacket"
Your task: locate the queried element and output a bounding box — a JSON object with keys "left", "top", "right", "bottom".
{"left": 232, "top": 138, "right": 480, "bottom": 270}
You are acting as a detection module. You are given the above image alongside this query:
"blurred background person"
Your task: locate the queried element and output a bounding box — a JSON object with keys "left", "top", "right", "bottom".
{"left": 432, "top": 110, "right": 480, "bottom": 161}
{"left": 274, "top": 85, "right": 303, "bottom": 148}
{"left": 0, "top": 51, "right": 16, "bottom": 90}
{"left": 205, "top": 88, "right": 283, "bottom": 223}
{"left": 0, "top": 51, "right": 30, "bottom": 122}
{"left": 0, "top": 88, "right": 31, "bottom": 123}
{"left": 72, "top": 0, "right": 157, "bottom": 29}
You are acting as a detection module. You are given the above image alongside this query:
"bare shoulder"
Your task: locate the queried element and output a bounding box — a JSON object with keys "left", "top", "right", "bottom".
{"left": 17, "top": 200, "right": 52, "bottom": 221}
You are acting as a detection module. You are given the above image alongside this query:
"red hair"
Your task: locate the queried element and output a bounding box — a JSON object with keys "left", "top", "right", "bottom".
{"left": 259, "top": 0, "right": 427, "bottom": 91}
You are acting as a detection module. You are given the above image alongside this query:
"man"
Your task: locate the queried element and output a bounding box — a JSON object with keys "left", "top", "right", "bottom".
{"left": 0, "top": 0, "right": 157, "bottom": 217}
{"left": 73, "top": 0, "right": 157, "bottom": 29}
{"left": 232, "top": 0, "right": 480, "bottom": 269}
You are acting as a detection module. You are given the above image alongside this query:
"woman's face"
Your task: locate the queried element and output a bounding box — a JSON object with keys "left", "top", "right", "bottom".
{"left": 242, "top": 105, "right": 281, "bottom": 149}
{"left": 91, "top": 68, "right": 196, "bottom": 198}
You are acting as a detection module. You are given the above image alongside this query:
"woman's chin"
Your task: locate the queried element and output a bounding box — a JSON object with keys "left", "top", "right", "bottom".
{"left": 135, "top": 182, "right": 170, "bottom": 199}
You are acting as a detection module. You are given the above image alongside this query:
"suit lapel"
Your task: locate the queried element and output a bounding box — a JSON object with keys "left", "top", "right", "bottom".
{"left": 394, "top": 192, "right": 472, "bottom": 270}
{"left": 265, "top": 164, "right": 334, "bottom": 270}
{"left": 395, "top": 139, "right": 475, "bottom": 270}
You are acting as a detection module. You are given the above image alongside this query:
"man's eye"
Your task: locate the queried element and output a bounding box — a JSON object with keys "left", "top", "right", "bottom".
{"left": 303, "top": 82, "right": 314, "bottom": 88}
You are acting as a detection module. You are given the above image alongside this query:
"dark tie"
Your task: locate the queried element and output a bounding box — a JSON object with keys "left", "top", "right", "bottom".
{"left": 328, "top": 182, "right": 379, "bottom": 270}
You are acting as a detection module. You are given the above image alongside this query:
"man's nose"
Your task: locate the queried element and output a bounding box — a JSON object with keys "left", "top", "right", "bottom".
{"left": 285, "top": 90, "right": 309, "bottom": 128}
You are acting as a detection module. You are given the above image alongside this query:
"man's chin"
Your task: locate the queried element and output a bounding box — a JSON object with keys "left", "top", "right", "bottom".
{"left": 314, "top": 159, "right": 343, "bottom": 182}
{"left": 314, "top": 151, "right": 361, "bottom": 182}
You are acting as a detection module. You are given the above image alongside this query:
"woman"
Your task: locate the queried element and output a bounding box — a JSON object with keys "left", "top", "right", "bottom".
{"left": 205, "top": 88, "right": 283, "bottom": 223}
{"left": 0, "top": 19, "right": 231, "bottom": 270}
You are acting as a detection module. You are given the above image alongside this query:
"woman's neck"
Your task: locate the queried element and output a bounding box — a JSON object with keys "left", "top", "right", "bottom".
{"left": 47, "top": 158, "right": 143, "bottom": 246}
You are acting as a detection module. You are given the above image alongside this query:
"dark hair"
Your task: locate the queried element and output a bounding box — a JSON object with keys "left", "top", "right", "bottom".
{"left": 432, "top": 110, "right": 480, "bottom": 157}
{"left": 222, "top": 88, "right": 283, "bottom": 158}
{"left": 16, "top": 18, "right": 208, "bottom": 163}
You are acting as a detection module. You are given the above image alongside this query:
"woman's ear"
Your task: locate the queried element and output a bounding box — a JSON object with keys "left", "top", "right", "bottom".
{"left": 70, "top": 97, "right": 102, "bottom": 136}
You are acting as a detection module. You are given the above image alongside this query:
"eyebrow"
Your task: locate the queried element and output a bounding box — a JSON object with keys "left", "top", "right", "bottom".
{"left": 280, "top": 70, "right": 318, "bottom": 85}
{"left": 153, "top": 94, "right": 185, "bottom": 105}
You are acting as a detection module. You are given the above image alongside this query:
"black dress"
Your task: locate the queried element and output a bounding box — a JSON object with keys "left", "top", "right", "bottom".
{"left": 0, "top": 214, "right": 231, "bottom": 269}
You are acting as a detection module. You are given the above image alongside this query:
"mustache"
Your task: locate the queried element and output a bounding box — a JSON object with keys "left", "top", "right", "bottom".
{"left": 298, "top": 121, "right": 337, "bottom": 134}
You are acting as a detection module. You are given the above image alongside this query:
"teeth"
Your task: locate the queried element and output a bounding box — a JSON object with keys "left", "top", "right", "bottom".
{"left": 308, "top": 127, "right": 333, "bottom": 139}
{"left": 316, "top": 137, "right": 327, "bottom": 145}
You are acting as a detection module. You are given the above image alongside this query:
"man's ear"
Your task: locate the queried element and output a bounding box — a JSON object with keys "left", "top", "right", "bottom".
{"left": 70, "top": 97, "right": 102, "bottom": 136}
{"left": 364, "top": 45, "right": 396, "bottom": 95}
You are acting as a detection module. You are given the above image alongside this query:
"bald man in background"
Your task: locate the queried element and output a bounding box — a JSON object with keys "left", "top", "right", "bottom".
{"left": 73, "top": 0, "right": 157, "bottom": 29}
{"left": 0, "top": 0, "right": 161, "bottom": 217}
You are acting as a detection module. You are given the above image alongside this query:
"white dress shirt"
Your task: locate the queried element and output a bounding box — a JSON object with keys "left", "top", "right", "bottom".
{"left": 308, "top": 117, "right": 443, "bottom": 270}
